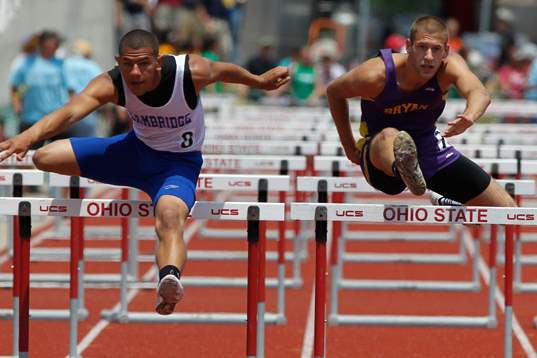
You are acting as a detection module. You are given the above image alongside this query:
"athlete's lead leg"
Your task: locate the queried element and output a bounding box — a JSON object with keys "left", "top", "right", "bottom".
{"left": 154, "top": 194, "right": 189, "bottom": 315}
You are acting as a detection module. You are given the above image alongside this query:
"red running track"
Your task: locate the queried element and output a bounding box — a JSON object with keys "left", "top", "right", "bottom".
{"left": 2, "top": 209, "right": 537, "bottom": 357}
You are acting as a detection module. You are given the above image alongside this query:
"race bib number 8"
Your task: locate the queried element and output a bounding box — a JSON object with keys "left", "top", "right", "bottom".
{"left": 181, "top": 131, "right": 194, "bottom": 148}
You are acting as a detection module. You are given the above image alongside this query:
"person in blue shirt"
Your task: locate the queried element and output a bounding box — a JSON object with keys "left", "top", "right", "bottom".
{"left": 524, "top": 49, "right": 537, "bottom": 123}
{"left": 63, "top": 40, "right": 103, "bottom": 137}
{"left": 10, "top": 30, "right": 68, "bottom": 148}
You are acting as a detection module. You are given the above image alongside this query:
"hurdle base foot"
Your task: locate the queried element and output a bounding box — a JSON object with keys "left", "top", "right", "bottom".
{"left": 101, "top": 309, "right": 129, "bottom": 323}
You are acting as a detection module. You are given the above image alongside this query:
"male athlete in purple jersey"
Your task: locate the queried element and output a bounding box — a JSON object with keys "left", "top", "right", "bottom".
{"left": 0, "top": 30, "right": 290, "bottom": 315}
{"left": 327, "top": 15, "right": 515, "bottom": 208}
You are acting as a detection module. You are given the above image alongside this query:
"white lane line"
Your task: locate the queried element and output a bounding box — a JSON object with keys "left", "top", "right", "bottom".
{"left": 300, "top": 286, "right": 316, "bottom": 358}
{"left": 301, "top": 222, "right": 332, "bottom": 358}
{"left": 463, "top": 228, "right": 537, "bottom": 358}
{"left": 75, "top": 191, "right": 230, "bottom": 357}
{"left": 75, "top": 219, "right": 202, "bottom": 357}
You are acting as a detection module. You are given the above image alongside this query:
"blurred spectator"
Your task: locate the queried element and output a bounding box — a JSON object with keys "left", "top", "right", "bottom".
{"left": 167, "top": 2, "right": 205, "bottom": 54}
{"left": 222, "top": 0, "right": 246, "bottom": 63}
{"left": 308, "top": 17, "right": 344, "bottom": 62}
{"left": 446, "top": 17, "right": 463, "bottom": 53}
{"left": 384, "top": 33, "right": 406, "bottom": 53}
{"left": 244, "top": 38, "right": 277, "bottom": 101}
{"left": 115, "top": 0, "right": 152, "bottom": 39}
{"left": 494, "top": 7, "right": 516, "bottom": 68}
{"left": 5, "top": 33, "right": 40, "bottom": 139}
{"left": 278, "top": 47, "right": 300, "bottom": 73}
{"left": 152, "top": 0, "right": 185, "bottom": 40}
{"left": 246, "top": 39, "right": 276, "bottom": 74}
{"left": 196, "top": 2, "right": 233, "bottom": 61}
{"left": 525, "top": 54, "right": 537, "bottom": 102}
{"left": 272, "top": 46, "right": 317, "bottom": 105}
{"left": 525, "top": 51, "right": 537, "bottom": 123}
{"left": 10, "top": 30, "right": 68, "bottom": 148}
{"left": 487, "top": 43, "right": 537, "bottom": 100}
{"left": 63, "top": 39, "right": 103, "bottom": 137}
{"left": 9, "top": 33, "right": 39, "bottom": 75}
{"left": 448, "top": 47, "right": 492, "bottom": 99}
{"left": 312, "top": 52, "right": 346, "bottom": 105}
{"left": 202, "top": 36, "right": 223, "bottom": 93}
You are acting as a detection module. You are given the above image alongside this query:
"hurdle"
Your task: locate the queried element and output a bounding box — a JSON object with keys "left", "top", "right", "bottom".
{"left": 313, "top": 156, "right": 457, "bottom": 242}
{"left": 204, "top": 129, "right": 324, "bottom": 142}
{"left": 0, "top": 169, "right": 45, "bottom": 257}
{"left": 321, "top": 140, "right": 537, "bottom": 160}
{"left": 0, "top": 170, "right": 133, "bottom": 313}
{"left": 203, "top": 140, "right": 318, "bottom": 156}
{"left": 0, "top": 170, "right": 297, "bottom": 335}
{"left": 202, "top": 155, "right": 309, "bottom": 286}
{"left": 291, "top": 202, "right": 529, "bottom": 358}
{"left": 0, "top": 171, "right": 294, "bottom": 326}
{"left": 2, "top": 197, "right": 283, "bottom": 358}
{"left": 319, "top": 148, "right": 537, "bottom": 294}
{"left": 0, "top": 172, "right": 91, "bottom": 356}
{"left": 92, "top": 200, "right": 283, "bottom": 358}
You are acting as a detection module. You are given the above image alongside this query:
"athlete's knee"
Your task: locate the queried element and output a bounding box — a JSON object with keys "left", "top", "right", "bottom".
{"left": 155, "top": 201, "right": 187, "bottom": 233}
{"left": 370, "top": 127, "right": 399, "bottom": 152}
{"left": 377, "top": 127, "right": 399, "bottom": 142}
{"left": 32, "top": 145, "right": 53, "bottom": 171}
{"left": 465, "top": 180, "right": 517, "bottom": 207}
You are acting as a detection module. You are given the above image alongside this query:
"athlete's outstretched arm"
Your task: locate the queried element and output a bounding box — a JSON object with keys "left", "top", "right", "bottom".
{"left": 442, "top": 53, "right": 491, "bottom": 137}
{"left": 188, "top": 54, "right": 290, "bottom": 92}
{"left": 0, "top": 73, "right": 117, "bottom": 161}
{"left": 326, "top": 58, "right": 384, "bottom": 165}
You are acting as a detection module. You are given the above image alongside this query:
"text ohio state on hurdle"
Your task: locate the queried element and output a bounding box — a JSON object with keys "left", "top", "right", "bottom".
{"left": 38, "top": 201, "right": 244, "bottom": 218}
{"left": 339, "top": 206, "right": 535, "bottom": 223}
{"left": 39, "top": 202, "right": 153, "bottom": 217}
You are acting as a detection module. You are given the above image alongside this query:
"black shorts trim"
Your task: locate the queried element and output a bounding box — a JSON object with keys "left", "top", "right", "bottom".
{"left": 359, "top": 138, "right": 406, "bottom": 195}
{"left": 426, "top": 155, "right": 491, "bottom": 203}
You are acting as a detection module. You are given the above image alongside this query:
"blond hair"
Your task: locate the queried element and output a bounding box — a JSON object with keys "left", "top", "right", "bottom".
{"left": 409, "top": 16, "right": 448, "bottom": 43}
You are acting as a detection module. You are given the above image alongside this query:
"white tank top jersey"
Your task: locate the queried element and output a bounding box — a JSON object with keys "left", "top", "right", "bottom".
{"left": 122, "top": 54, "right": 205, "bottom": 152}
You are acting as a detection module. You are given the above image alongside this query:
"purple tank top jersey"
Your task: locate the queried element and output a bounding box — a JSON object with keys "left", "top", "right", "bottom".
{"left": 360, "top": 49, "right": 460, "bottom": 179}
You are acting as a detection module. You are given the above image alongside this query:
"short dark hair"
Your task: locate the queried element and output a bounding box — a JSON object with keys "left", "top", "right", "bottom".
{"left": 409, "top": 16, "right": 448, "bottom": 43}
{"left": 118, "top": 29, "right": 159, "bottom": 56}
{"left": 39, "top": 30, "right": 63, "bottom": 45}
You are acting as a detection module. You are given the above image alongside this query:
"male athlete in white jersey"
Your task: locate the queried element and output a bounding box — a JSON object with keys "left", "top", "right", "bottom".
{"left": 0, "top": 30, "right": 290, "bottom": 315}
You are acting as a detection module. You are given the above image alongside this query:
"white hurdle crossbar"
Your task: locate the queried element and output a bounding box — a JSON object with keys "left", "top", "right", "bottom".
{"left": 314, "top": 155, "right": 537, "bottom": 177}
{"left": 0, "top": 169, "right": 45, "bottom": 257}
{"left": 202, "top": 155, "right": 309, "bottom": 287}
{"left": 0, "top": 171, "right": 297, "bottom": 330}
{"left": 47, "top": 172, "right": 295, "bottom": 323}
{"left": 2, "top": 197, "right": 283, "bottom": 358}
{"left": 311, "top": 159, "right": 457, "bottom": 242}
{"left": 291, "top": 202, "right": 527, "bottom": 358}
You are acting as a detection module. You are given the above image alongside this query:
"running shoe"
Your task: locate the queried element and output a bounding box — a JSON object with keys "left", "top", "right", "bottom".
{"left": 393, "top": 131, "right": 426, "bottom": 196}
{"left": 155, "top": 274, "right": 184, "bottom": 315}
{"left": 430, "top": 191, "right": 462, "bottom": 206}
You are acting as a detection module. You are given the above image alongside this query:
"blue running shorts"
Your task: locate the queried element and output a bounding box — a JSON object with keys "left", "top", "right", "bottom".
{"left": 70, "top": 131, "right": 202, "bottom": 209}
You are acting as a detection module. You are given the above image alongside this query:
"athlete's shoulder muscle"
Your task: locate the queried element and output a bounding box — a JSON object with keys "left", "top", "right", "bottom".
{"left": 328, "top": 57, "right": 386, "bottom": 99}
{"left": 437, "top": 53, "right": 481, "bottom": 92}
{"left": 187, "top": 53, "right": 212, "bottom": 91}
{"left": 82, "top": 72, "right": 119, "bottom": 106}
